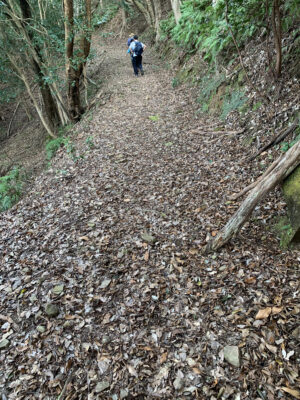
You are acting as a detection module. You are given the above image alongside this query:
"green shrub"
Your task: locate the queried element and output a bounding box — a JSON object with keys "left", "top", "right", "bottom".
{"left": 161, "top": 0, "right": 300, "bottom": 65}
{"left": 221, "top": 89, "right": 248, "bottom": 120}
{"left": 198, "top": 73, "right": 226, "bottom": 104}
{"left": 85, "top": 136, "right": 95, "bottom": 149}
{"left": 94, "top": 3, "right": 119, "bottom": 27}
{"left": 172, "top": 77, "right": 180, "bottom": 88}
{"left": 281, "top": 123, "right": 300, "bottom": 152}
{"left": 45, "top": 137, "right": 68, "bottom": 160}
{"left": 0, "top": 167, "right": 24, "bottom": 212}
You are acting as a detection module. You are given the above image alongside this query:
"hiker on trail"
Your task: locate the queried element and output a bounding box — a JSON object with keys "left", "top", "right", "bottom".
{"left": 129, "top": 35, "right": 146, "bottom": 77}
{"left": 127, "top": 33, "right": 134, "bottom": 48}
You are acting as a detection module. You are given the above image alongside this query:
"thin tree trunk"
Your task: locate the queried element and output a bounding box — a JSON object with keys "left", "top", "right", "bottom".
{"left": 119, "top": 5, "right": 127, "bottom": 37}
{"left": 171, "top": 0, "right": 181, "bottom": 24}
{"left": 64, "top": 0, "right": 81, "bottom": 121}
{"left": 152, "top": 0, "right": 162, "bottom": 42}
{"left": 129, "top": 0, "right": 153, "bottom": 27}
{"left": 205, "top": 141, "right": 300, "bottom": 252}
{"left": 8, "top": 55, "right": 56, "bottom": 138}
{"left": 271, "top": 0, "right": 282, "bottom": 78}
{"left": 4, "top": 0, "right": 63, "bottom": 130}
{"left": 19, "top": 0, "right": 61, "bottom": 129}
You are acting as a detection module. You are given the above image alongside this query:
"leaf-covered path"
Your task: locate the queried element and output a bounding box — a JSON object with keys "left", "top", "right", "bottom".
{"left": 0, "top": 36, "right": 299, "bottom": 399}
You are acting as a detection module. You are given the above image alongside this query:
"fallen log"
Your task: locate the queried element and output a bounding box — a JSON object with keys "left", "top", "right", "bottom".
{"left": 204, "top": 140, "right": 300, "bottom": 253}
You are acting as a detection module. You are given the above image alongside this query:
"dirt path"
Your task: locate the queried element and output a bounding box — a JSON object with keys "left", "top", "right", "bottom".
{"left": 0, "top": 35, "right": 299, "bottom": 399}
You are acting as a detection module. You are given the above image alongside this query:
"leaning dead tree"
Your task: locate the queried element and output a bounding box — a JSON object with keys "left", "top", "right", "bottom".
{"left": 204, "top": 140, "right": 300, "bottom": 253}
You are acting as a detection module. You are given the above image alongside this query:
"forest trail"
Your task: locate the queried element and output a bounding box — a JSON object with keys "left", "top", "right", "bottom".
{"left": 0, "top": 35, "right": 299, "bottom": 399}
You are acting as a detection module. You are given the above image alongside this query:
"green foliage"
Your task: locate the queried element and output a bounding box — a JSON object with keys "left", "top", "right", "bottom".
{"left": 46, "top": 126, "right": 80, "bottom": 162}
{"left": 149, "top": 115, "right": 160, "bottom": 121}
{"left": 161, "top": 0, "right": 300, "bottom": 65}
{"left": 46, "top": 137, "right": 68, "bottom": 160}
{"left": 95, "top": 3, "right": 119, "bottom": 27}
{"left": 172, "top": 77, "right": 180, "bottom": 88}
{"left": 274, "top": 217, "right": 294, "bottom": 249}
{"left": 281, "top": 123, "right": 300, "bottom": 152}
{"left": 198, "top": 73, "right": 226, "bottom": 104}
{"left": 0, "top": 0, "right": 95, "bottom": 106}
{"left": 0, "top": 167, "right": 24, "bottom": 212}
{"left": 221, "top": 89, "right": 248, "bottom": 120}
{"left": 85, "top": 136, "right": 95, "bottom": 149}
{"left": 252, "top": 101, "right": 262, "bottom": 111}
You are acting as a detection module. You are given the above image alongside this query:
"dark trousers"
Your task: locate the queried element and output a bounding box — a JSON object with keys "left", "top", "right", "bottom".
{"left": 132, "top": 55, "right": 143, "bottom": 76}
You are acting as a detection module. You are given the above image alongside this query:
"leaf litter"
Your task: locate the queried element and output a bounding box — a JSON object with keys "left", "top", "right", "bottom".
{"left": 0, "top": 37, "right": 299, "bottom": 399}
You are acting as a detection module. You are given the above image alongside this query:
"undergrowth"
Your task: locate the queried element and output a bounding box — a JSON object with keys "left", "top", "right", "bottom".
{"left": 221, "top": 89, "right": 248, "bottom": 120}
{"left": 281, "top": 122, "right": 300, "bottom": 152}
{"left": 197, "top": 73, "right": 226, "bottom": 112}
{"left": 0, "top": 167, "right": 25, "bottom": 212}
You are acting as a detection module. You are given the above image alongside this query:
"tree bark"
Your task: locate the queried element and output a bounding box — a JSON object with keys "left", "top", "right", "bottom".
{"left": 205, "top": 141, "right": 300, "bottom": 252}
{"left": 63, "top": 0, "right": 92, "bottom": 121}
{"left": 271, "top": 0, "right": 282, "bottom": 78}
{"left": 8, "top": 54, "right": 57, "bottom": 138}
{"left": 171, "top": 0, "right": 181, "bottom": 24}
{"left": 119, "top": 5, "right": 127, "bottom": 37}
{"left": 64, "top": 0, "right": 81, "bottom": 121}
{"left": 5, "top": 0, "right": 64, "bottom": 130}
{"left": 152, "top": 0, "right": 162, "bottom": 41}
{"left": 128, "top": 0, "right": 153, "bottom": 28}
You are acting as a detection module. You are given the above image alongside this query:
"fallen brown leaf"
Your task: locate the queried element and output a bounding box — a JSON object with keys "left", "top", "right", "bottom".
{"left": 160, "top": 352, "right": 168, "bottom": 363}
{"left": 255, "top": 307, "right": 272, "bottom": 320}
{"left": 144, "top": 251, "right": 149, "bottom": 261}
{"left": 245, "top": 276, "right": 256, "bottom": 284}
{"left": 271, "top": 306, "right": 283, "bottom": 315}
{"left": 281, "top": 387, "right": 300, "bottom": 399}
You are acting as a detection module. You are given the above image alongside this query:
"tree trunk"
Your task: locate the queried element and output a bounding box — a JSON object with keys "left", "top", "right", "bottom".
{"left": 171, "top": 0, "right": 181, "bottom": 24}
{"left": 5, "top": 0, "right": 63, "bottom": 130}
{"left": 152, "top": 0, "right": 162, "bottom": 41}
{"left": 8, "top": 54, "right": 57, "bottom": 138}
{"left": 129, "top": 0, "right": 153, "bottom": 28}
{"left": 119, "top": 5, "right": 127, "bottom": 37}
{"left": 64, "top": 0, "right": 82, "bottom": 121}
{"left": 271, "top": 0, "right": 282, "bottom": 78}
{"left": 205, "top": 141, "right": 300, "bottom": 252}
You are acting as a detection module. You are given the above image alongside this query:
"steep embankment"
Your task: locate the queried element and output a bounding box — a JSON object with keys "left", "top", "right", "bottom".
{"left": 0, "top": 35, "right": 299, "bottom": 399}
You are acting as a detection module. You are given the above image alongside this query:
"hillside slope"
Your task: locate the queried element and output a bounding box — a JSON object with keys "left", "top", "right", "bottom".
{"left": 0, "top": 35, "right": 299, "bottom": 399}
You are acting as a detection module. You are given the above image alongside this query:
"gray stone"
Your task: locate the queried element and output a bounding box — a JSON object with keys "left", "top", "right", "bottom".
{"left": 173, "top": 377, "right": 184, "bottom": 390}
{"left": 223, "top": 345, "right": 240, "bottom": 367}
{"left": 95, "top": 380, "right": 110, "bottom": 393}
{"left": 141, "top": 232, "right": 156, "bottom": 244}
{"left": 37, "top": 325, "right": 46, "bottom": 333}
{"left": 292, "top": 326, "right": 300, "bottom": 341}
{"left": 0, "top": 339, "right": 9, "bottom": 349}
{"left": 45, "top": 303, "right": 59, "bottom": 318}
{"left": 120, "top": 389, "right": 128, "bottom": 399}
{"left": 100, "top": 279, "right": 111, "bottom": 289}
{"left": 52, "top": 284, "right": 64, "bottom": 295}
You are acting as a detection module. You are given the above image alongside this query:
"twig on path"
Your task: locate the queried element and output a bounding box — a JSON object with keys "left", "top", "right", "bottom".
{"left": 191, "top": 129, "right": 244, "bottom": 136}
{"left": 86, "top": 76, "right": 98, "bottom": 86}
{"left": 57, "top": 368, "right": 74, "bottom": 400}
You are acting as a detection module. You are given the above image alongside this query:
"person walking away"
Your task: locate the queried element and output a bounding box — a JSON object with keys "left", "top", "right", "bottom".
{"left": 129, "top": 35, "right": 146, "bottom": 77}
{"left": 127, "top": 33, "right": 134, "bottom": 50}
